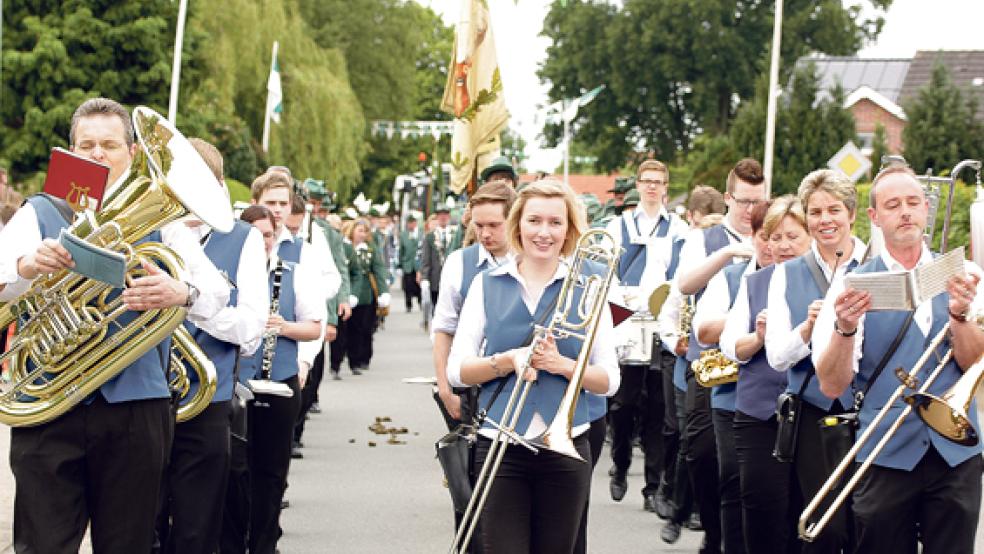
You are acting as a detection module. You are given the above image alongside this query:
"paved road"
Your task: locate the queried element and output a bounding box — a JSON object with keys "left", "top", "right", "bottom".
{"left": 3, "top": 299, "right": 984, "bottom": 552}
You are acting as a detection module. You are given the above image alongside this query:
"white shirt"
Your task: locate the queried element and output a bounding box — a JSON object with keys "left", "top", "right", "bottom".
{"left": 675, "top": 217, "right": 748, "bottom": 293}
{"left": 276, "top": 226, "right": 341, "bottom": 300}
{"left": 811, "top": 245, "right": 984, "bottom": 373}
{"left": 657, "top": 283, "right": 686, "bottom": 347}
{"left": 431, "top": 244, "right": 511, "bottom": 338}
{"left": 0, "top": 203, "right": 229, "bottom": 321}
{"left": 446, "top": 258, "right": 621, "bottom": 439}
{"left": 605, "top": 207, "right": 687, "bottom": 311}
{"left": 191, "top": 226, "right": 270, "bottom": 356}
{"left": 765, "top": 238, "right": 867, "bottom": 372}
{"left": 701, "top": 258, "right": 761, "bottom": 362}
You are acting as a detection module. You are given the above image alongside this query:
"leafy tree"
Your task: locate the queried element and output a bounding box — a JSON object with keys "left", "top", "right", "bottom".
{"left": 869, "top": 122, "right": 888, "bottom": 178}
{"left": 902, "top": 62, "right": 984, "bottom": 175}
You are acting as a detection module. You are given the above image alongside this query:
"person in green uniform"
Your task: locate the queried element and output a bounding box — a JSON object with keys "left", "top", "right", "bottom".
{"left": 399, "top": 215, "right": 423, "bottom": 312}
{"left": 342, "top": 218, "right": 390, "bottom": 373}
{"left": 479, "top": 155, "right": 519, "bottom": 187}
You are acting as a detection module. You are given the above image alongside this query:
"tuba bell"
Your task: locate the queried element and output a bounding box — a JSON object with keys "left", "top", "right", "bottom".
{"left": 0, "top": 106, "right": 233, "bottom": 427}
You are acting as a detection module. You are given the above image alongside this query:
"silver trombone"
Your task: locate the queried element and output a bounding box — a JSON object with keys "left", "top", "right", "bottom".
{"left": 449, "top": 229, "right": 620, "bottom": 554}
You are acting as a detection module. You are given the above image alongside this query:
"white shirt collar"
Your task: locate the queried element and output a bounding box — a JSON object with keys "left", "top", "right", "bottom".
{"left": 810, "top": 236, "right": 867, "bottom": 276}
{"left": 722, "top": 217, "right": 748, "bottom": 242}
{"left": 105, "top": 167, "right": 131, "bottom": 198}
{"left": 490, "top": 256, "right": 570, "bottom": 282}
{"left": 476, "top": 244, "right": 513, "bottom": 268}
{"left": 276, "top": 226, "right": 294, "bottom": 246}
{"left": 634, "top": 204, "right": 669, "bottom": 224}
{"left": 880, "top": 243, "right": 933, "bottom": 272}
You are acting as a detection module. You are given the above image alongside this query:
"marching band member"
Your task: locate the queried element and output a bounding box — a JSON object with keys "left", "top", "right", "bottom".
{"left": 239, "top": 205, "right": 325, "bottom": 554}
{"left": 447, "top": 179, "right": 619, "bottom": 553}
{"left": 675, "top": 159, "right": 766, "bottom": 554}
{"left": 156, "top": 139, "right": 269, "bottom": 554}
{"left": 813, "top": 167, "right": 984, "bottom": 554}
{"left": 604, "top": 160, "right": 687, "bottom": 510}
{"left": 765, "top": 170, "right": 866, "bottom": 554}
{"left": 342, "top": 218, "right": 391, "bottom": 372}
{"left": 0, "top": 97, "right": 229, "bottom": 553}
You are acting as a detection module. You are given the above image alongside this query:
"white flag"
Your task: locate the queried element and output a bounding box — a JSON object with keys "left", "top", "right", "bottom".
{"left": 562, "top": 84, "right": 605, "bottom": 123}
{"left": 267, "top": 42, "right": 283, "bottom": 124}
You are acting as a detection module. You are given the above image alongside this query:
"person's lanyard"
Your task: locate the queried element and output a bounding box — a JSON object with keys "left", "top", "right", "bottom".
{"left": 633, "top": 211, "right": 664, "bottom": 239}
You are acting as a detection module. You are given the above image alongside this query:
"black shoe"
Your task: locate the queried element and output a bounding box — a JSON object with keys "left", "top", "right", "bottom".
{"left": 291, "top": 445, "right": 303, "bottom": 459}
{"left": 654, "top": 493, "right": 675, "bottom": 520}
{"left": 309, "top": 402, "right": 322, "bottom": 414}
{"left": 643, "top": 493, "right": 658, "bottom": 513}
{"left": 351, "top": 368, "right": 362, "bottom": 376}
{"left": 660, "top": 521, "right": 682, "bottom": 544}
{"left": 610, "top": 474, "right": 628, "bottom": 502}
{"left": 685, "top": 512, "right": 703, "bottom": 531}
{"left": 607, "top": 465, "right": 617, "bottom": 477}
{"left": 281, "top": 499, "right": 290, "bottom": 509}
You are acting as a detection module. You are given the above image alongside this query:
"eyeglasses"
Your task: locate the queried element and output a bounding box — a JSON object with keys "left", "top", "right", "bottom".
{"left": 636, "top": 179, "right": 666, "bottom": 187}
{"left": 732, "top": 197, "right": 765, "bottom": 208}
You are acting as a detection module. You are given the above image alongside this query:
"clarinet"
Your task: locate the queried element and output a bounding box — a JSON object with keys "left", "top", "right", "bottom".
{"left": 260, "top": 260, "right": 284, "bottom": 381}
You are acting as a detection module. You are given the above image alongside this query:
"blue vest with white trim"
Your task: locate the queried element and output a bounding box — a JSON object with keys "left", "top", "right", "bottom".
{"left": 709, "top": 262, "right": 745, "bottom": 411}
{"left": 855, "top": 257, "right": 982, "bottom": 470}
{"left": 685, "top": 224, "right": 733, "bottom": 362}
{"left": 278, "top": 236, "right": 303, "bottom": 264}
{"left": 618, "top": 212, "right": 670, "bottom": 286}
{"left": 783, "top": 254, "right": 855, "bottom": 411}
{"left": 240, "top": 261, "right": 299, "bottom": 383}
{"left": 734, "top": 264, "right": 787, "bottom": 420}
{"left": 27, "top": 195, "right": 172, "bottom": 403}
{"left": 183, "top": 221, "right": 251, "bottom": 403}
{"left": 459, "top": 244, "right": 489, "bottom": 300}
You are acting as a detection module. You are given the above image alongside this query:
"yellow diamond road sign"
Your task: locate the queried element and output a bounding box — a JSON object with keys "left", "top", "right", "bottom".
{"left": 827, "top": 142, "right": 872, "bottom": 183}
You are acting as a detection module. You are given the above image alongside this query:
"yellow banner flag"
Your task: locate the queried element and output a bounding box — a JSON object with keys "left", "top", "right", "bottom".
{"left": 441, "top": 0, "right": 510, "bottom": 194}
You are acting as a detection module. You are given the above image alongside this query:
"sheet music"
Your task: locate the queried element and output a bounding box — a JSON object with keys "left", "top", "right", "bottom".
{"left": 913, "top": 247, "right": 965, "bottom": 304}
{"left": 844, "top": 271, "right": 912, "bottom": 311}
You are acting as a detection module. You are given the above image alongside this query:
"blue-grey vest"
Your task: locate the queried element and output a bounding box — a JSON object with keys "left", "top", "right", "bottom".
{"left": 278, "top": 236, "right": 303, "bottom": 264}
{"left": 685, "top": 225, "right": 733, "bottom": 362}
{"left": 709, "top": 261, "right": 745, "bottom": 411}
{"left": 734, "top": 264, "right": 787, "bottom": 420}
{"left": 183, "top": 221, "right": 251, "bottom": 403}
{"left": 459, "top": 244, "right": 489, "bottom": 300}
{"left": 478, "top": 265, "right": 601, "bottom": 435}
{"left": 783, "top": 254, "right": 855, "bottom": 411}
{"left": 855, "top": 257, "right": 982, "bottom": 470}
{"left": 618, "top": 212, "right": 671, "bottom": 286}
{"left": 240, "top": 262, "right": 299, "bottom": 383}
{"left": 27, "top": 196, "right": 172, "bottom": 403}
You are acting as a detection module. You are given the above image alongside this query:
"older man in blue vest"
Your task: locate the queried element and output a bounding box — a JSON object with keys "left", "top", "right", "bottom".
{"left": 813, "top": 166, "right": 984, "bottom": 554}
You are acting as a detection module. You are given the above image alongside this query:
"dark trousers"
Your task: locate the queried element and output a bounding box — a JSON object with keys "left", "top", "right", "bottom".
{"left": 402, "top": 273, "right": 421, "bottom": 309}
{"left": 669, "top": 385, "right": 694, "bottom": 524}
{"left": 796, "top": 400, "right": 852, "bottom": 554}
{"left": 660, "top": 351, "right": 680, "bottom": 498}
{"left": 733, "top": 411, "right": 798, "bottom": 554}
{"left": 220, "top": 413, "right": 251, "bottom": 554}
{"left": 853, "top": 449, "right": 982, "bottom": 554}
{"left": 685, "top": 372, "right": 721, "bottom": 553}
{"left": 329, "top": 318, "right": 348, "bottom": 373}
{"left": 158, "top": 401, "right": 231, "bottom": 554}
{"left": 712, "top": 409, "right": 745, "bottom": 554}
{"left": 10, "top": 396, "right": 172, "bottom": 554}
{"left": 249, "top": 376, "right": 302, "bottom": 554}
{"left": 476, "top": 434, "right": 591, "bottom": 553}
{"left": 573, "top": 417, "right": 607, "bottom": 554}
{"left": 295, "top": 345, "right": 326, "bottom": 443}
{"left": 609, "top": 362, "right": 664, "bottom": 495}
{"left": 346, "top": 304, "right": 377, "bottom": 369}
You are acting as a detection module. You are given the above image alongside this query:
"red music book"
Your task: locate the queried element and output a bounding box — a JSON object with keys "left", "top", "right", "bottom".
{"left": 42, "top": 147, "right": 110, "bottom": 212}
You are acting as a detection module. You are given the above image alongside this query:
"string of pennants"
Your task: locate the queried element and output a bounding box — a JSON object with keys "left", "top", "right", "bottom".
{"left": 370, "top": 120, "right": 455, "bottom": 140}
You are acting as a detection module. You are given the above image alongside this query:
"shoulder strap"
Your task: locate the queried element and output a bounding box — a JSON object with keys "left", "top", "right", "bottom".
{"left": 802, "top": 252, "right": 830, "bottom": 296}
{"left": 855, "top": 310, "right": 916, "bottom": 410}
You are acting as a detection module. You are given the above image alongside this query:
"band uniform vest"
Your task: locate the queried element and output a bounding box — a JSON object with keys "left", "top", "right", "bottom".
{"left": 618, "top": 211, "right": 671, "bottom": 286}
{"left": 459, "top": 244, "right": 490, "bottom": 300}
{"left": 708, "top": 261, "right": 745, "bottom": 411}
{"left": 240, "top": 261, "right": 299, "bottom": 383}
{"left": 735, "top": 264, "right": 787, "bottom": 420}
{"left": 278, "top": 236, "right": 303, "bottom": 264}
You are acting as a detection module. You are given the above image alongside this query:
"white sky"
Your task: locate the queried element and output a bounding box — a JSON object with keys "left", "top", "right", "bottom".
{"left": 420, "top": 0, "right": 984, "bottom": 172}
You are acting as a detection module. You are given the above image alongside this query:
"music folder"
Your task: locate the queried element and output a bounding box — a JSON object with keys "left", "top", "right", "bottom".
{"left": 43, "top": 147, "right": 110, "bottom": 212}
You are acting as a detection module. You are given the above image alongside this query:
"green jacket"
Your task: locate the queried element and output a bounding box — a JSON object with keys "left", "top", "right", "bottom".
{"left": 399, "top": 229, "right": 421, "bottom": 273}
{"left": 314, "top": 218, "right": 350, "bottom": 326}
{"left": 345, "top": 240, "right": 390, "bottom": 306}
{"left": 448, "top": 224, "right": 463, "bottom": 253}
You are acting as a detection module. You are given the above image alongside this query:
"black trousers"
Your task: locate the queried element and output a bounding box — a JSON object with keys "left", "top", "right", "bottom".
{"left": 660, "top": 350, "right": 680, "bottom": 498}
{"left": 10, "top": 396, "right": 172, "bottom": 554}
{"left": 346, "top": 303, "right": 377, "bottom": 369}
{"left": 712, "top": 409, "right": 745, "bottom": 554}
{"left": 249, "top": 376, "right": 302, "bottom": 554}
{"left": 221, "top": 410, "right": 251, "bottom": 554}
{"left": 329, "top": 317, "right": 349, "bottom": 373}
{"left": 295, "top": 345, "right": 326, "bottom": 443}
{"left": 796, "top": 400, "right": 852, "bottom": 554}
{"left": 685, "top": 372, "right": 721, "bottom": 553}
{"left": 402, "top": 272, "right": 421, "bottom": 309}
{"left": 475, "top": 434, "right": 591, "bottom": 553}
{"left": 573, "top": 417, "right": 607, "bottom": 554}
{"left": 733, "top": 411, "right": 798, "bottom": 554}
{"left": 609, "top": 362, "right": 664, "bottom": 495}
{"left": 669, "top": 385, "right": 694, "bottom": 524}
{"left": 158, "top": 400, "right": 231, "bottom": 554}
{"left": 853, "top": 449, "right": 982, "bottom": 554}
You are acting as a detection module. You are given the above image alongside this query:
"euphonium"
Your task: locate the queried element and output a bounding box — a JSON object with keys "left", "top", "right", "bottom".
{"left": 169, "top": 326, "right": 218, "bottom": 423}
{"left": 693, "top": 348, "right": 739, "bottom": 387}
{"left": 0, "top": 107, "right": 233, "bottom": 427}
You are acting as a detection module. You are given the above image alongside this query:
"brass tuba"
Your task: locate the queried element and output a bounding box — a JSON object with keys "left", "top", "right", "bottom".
{"left": 169, "top": 326, "right": 219, "bottom": 423}
{"left": 0, "top": 107, "right": 233, "bottom": 427}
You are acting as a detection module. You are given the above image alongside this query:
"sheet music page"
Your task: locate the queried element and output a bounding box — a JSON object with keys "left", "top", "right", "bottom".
{"left": 844, "top": 271, "right": 913, "bottom": 311}
{"left": 913, "top": 247, "right": 965, "bottom": 304}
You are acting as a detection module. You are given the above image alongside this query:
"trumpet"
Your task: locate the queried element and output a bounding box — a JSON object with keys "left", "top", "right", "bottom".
{"left": 450, "top": 229, "right": 621, "bottom": 553}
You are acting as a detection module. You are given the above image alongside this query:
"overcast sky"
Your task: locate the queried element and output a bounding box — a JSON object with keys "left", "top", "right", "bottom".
{"left": 420, "top": 0, "right": 984, "bottom": 172}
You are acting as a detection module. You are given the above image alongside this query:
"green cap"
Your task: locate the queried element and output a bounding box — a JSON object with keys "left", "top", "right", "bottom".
{"left": 622, "top": 189, "right": 640, "bottom": 207}
{"left": 480, "top": 156, "right": 517, "bottom": 182}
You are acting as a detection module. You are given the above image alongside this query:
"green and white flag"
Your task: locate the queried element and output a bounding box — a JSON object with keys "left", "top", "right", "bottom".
{"left": 262, "top": 41, "right": 282, "bottom": 152}
{"left": 562, "top": 84, "right": 605, "bottom": 122}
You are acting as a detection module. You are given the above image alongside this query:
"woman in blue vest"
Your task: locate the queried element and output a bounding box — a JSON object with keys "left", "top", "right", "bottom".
{"left": 765, "top": 170, "right": 866, "bottom": 554}
{"left": 447, "top": 179, "right": 620, "bottom": 553}
{"left": 342, "top": 218, "right": 390, "bottom": 373}
{"left": 720, "top": 197, "right": 810, "bottom": 553}
{"left": 240, "top": 205, "right": 324, "bottom": 554}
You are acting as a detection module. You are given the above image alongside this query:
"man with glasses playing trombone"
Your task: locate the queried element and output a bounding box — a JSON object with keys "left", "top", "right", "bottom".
{"left": 812, "top": 165, "right": 984, "bottom": 554}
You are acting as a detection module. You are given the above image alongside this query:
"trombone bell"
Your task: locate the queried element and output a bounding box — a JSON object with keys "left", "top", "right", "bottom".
{"left": 905, "top": 392, "right": 978, "bottom": 446}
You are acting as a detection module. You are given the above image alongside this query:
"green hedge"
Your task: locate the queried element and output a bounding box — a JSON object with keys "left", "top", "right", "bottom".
{"left": 852, "top": 181, "right": 977, "bottom": 251}
{"left": 226, "top": 178, "right": 251, "bottom": 205}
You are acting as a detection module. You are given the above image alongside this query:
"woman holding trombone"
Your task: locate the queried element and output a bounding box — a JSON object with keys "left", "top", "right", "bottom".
{"left": 447, "top": 179, "right": 620, "bottom": 553}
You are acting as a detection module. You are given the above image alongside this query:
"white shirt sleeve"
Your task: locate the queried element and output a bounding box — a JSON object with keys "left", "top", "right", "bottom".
{"left": 161, "top": 222, "right": 230, "bottom": 322}
{"left": 657, "top": 285, "right": 683, "bottom": 346}
{"left": 0, "top": 203, "right": 41, "bottom": 301}
{"left": 588, "top": 297, "right": 621, "bottom": 397}
{"left": 306, "top": 229, "right": 341, "bottom": 300}
{"left": 446, "top": 274, "right": 488, "bottom": 388}
{"left": 430, "top": 250, "right": 465, "bottom": 337}
{"left": 292, "top": 262, "right": 327, "bottom": 367}
{"left": 810, "top": 273, "right": 863, "bottom": 372}
{"left": 674, "top": 228, "right": 707, "bottom": 290}
{"left": 765, "top": 263, "right": 813, "bottom": 371}
{"left": 693, "top": 271, "right": 729, "bottom": 348}
{"left": 193, "top": 228, "right": 270, "bottom": 356}
{"left": 720, "top": 277, "right": 751, "bottom": 363}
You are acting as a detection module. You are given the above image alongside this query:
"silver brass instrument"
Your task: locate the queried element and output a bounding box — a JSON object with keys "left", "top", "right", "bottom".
{"left": 799, "top": 159, "right": 982, "bottom": 542}
{"left": 169, "top": 326, "right": 219, "bottom": 423}
{"left": 0, "top": 107, "right": 232, "bottom": 427}
{"left": 450, "top": 229, "right": 621, "bottom": 553}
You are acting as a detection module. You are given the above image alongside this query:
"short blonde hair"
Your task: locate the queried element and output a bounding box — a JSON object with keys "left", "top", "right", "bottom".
{"left": 798, "top": 169, "right": 857, "bottom": 215}
{"left": 869, "top": 165, "right": 919, "bottom": 209}
{"left": 346, "top": 218, "right": 371, "bottom": 241}
{"left": 762, "top": 195, "right": 806, "bottom": 237}
{"left": 637, "top": 160, "right": 669, "bottom": 182}
{"left": 250, "top": 171, "right": 292, "bottom": 201}
{"left": 189, "top": 138, "right": 224, "bottom": 181}
{"left": 506, "top": 179, "right": 587, "bottom": 257}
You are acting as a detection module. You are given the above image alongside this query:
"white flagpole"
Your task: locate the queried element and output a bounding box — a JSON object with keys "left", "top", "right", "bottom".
{"left": 167, "top": 0, "right": 189, "bottom": 124}
{"left": 763, "top": 0, "right": 784, "bottom": 198}
{"left": 563, "top": 99, "right": 570, "bottom": 187}
{"left": 262, "top": 41, "right": 278, "bottom": 153}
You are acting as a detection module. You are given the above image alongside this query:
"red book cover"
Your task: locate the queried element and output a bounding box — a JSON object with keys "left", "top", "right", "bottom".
{"left": 42, "top": 147, "right": 110, "bottom": 212}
